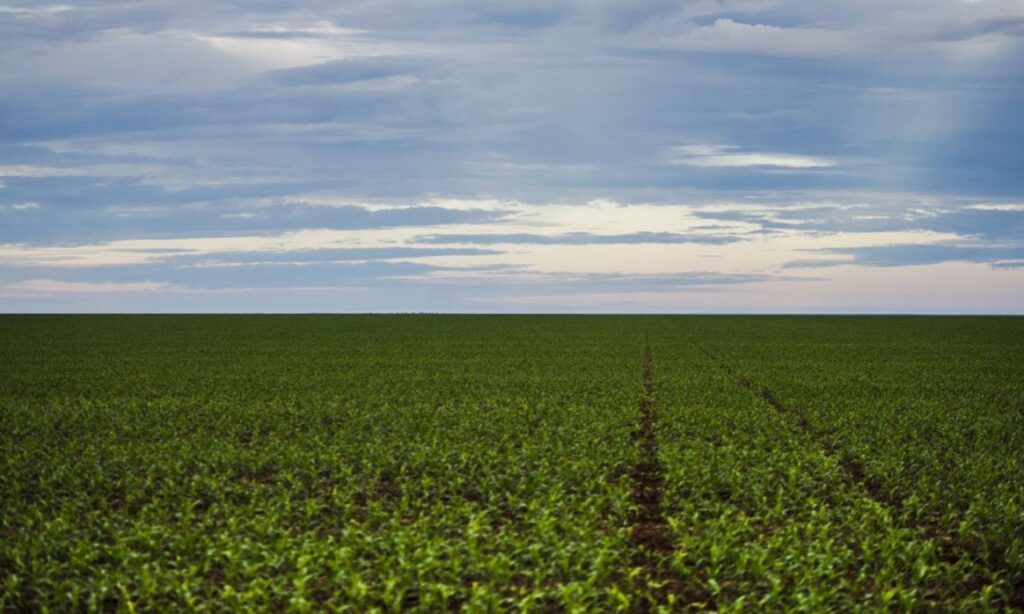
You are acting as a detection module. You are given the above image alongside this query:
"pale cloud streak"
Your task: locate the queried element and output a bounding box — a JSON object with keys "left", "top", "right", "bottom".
{"left": 0, "top": 279, "right": 172, "bottom": 297}
{"left": 664, "top": 19, "right": 870, "bottom": 57}
{"left": 197, "top": 22, "right": 417, "bottom": 72}
{"left": 968, "top": 203, "right": 1024, "bottom": 211}
{"left": 668, "top": 146, "right": 837, "bottom": 169}
{"left": 0, "top": 5, "right": 74, "bottom": 16}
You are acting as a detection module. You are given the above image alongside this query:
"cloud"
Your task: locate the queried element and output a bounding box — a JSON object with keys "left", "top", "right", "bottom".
{"left": 266, "top": 56, "right": 432, "bottom": 86}
{"left": 0, "top": 279, "right": 172, "bottom": 297}
{"left": 923, "top": 207, "right": 1024, "bottom": 240}
{"left": 170, "top": 246, "right": 502, "bottom": 267}
{"left": 0, "top": 5, "right": 74, "bottom": 16}
{"left": 1, "top": 0, "right": 1023, "bottom": 312}
{"left": 668, "top": 145, "right": 837, "bottom": 169}
{"left": 0, "top": 164, "right": 158, "bottom": 178}
{"left": 197, "top": 25, "right": 408, "bottom": 72}
{"left": 663, "top": 18, "right": 868, "bottom": 57}
{"left": 78, "top": 260, "right": 472, "bottom": 291}
{"left": 968, "top": 203, "right": 1024, "bottom": 211}
{"left": 690, "top": 200, "right": 1024, "bottom": 240}
{"left": 630, "top": 9, "right": 1024, "bottom": 59}
{"left": 418, "top": 269, "right": 787, "bottom": 288}
{"left": 0, "top": 201, "right": 40, "bottom": 212}
{"left": 0, "top": 227, "right": 506, "bottom": 268}
{"left": 411, "top": 231, "right": 740, "bottom": 245}
{"left": 784, "top": 243, "right": 1024, "bottom": 268}
{"left": 0, "top": 198, "right": 508, "bottom": 243}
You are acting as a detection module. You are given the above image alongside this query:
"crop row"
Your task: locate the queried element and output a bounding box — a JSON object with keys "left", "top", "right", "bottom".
{"left": 674, "top": 316, "right": 1024, "bottom": 608}
{"left": 2, "top": 316, "right": 648, "bottom": 611}
{"left": 2, "top": 315, "right": 1021, "bottom": 611}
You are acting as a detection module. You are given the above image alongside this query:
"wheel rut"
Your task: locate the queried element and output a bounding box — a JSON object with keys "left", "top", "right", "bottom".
{"left": 696, "top": 346, "right": 897, "bottom": 509}
{"left": 630, "top": 346, "right": 671, "bottom": 559}
{"left": 696, "top": 344, "right": 1022, "bottom": 608}
{"left": 629, "top": 345, "right": 709, "bottom": 611}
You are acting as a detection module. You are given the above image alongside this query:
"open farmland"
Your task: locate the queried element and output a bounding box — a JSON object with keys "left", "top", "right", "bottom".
{"left": 2, "top": 315, "right": 1023, "bottom": 611}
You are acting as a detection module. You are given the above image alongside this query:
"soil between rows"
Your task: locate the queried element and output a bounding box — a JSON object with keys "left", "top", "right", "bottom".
{"left": 628, "top": 345, "right": 710, "bottom": 611}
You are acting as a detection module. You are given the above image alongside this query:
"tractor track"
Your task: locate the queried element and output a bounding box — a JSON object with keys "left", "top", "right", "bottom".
{"left": 629, "top": 345, "right": 710, "bottom": 611}
{"left": 696, "top": 344, "right": 1023, "bottom": 609}
{"left": 696, "top": 346, "right": 897, "bottom": 509}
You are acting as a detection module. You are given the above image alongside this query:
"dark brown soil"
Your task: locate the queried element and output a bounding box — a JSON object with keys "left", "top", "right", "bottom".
{"left": 629, "top": 346, "right": 711, "bottom": 611}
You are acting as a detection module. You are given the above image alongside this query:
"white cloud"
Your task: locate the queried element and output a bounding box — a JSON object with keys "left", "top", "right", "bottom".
{"left": 0, "top": 5, "right": 74, "bottom": 16}
{"left": 0, "top": 163, "right": 165, "bottom": 178}
{"left": 968, "top": 203, "right": 1024, "bottom": 211}
{"left": 0, "top": 202, "right": 40, "bottom": 212}
{"left": 663, "top": 18, "right": 870, "bottom": 57}
{"left": 0, "top": 279, "right": 172, "bottom": 297}
{"left": 669, "top": 145, "right": 837, "bottom": 169}
{"left": 198, "top": 35, "right": 347, "bottom": 71}
{"left": 197, "top": 22, "right": 421, "bottom": 71}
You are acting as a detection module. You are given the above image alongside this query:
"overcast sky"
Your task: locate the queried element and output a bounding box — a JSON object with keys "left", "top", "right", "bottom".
{"left": 1, "top": 0, "right": 1022, "bottom": 313}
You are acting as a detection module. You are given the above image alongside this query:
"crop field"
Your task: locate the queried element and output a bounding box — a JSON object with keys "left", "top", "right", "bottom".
{"left": 2, "top": 315, "right": 1023, "bottom": 611}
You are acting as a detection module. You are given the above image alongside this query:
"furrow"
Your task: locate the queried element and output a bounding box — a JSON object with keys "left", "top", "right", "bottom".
{"left": 629, "top": 345, "right": 706, "bottom": 611}
{"left": 696, "top": 344, "right": 1021, "bottom": 608}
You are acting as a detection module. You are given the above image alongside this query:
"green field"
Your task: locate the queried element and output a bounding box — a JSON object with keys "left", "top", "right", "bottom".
{"left": 2, "top": 315, "right": 1023, "bottom": 611}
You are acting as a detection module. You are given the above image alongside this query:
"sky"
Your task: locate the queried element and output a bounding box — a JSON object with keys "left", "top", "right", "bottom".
{"left": 1, "top": 0, "right": 1023, "bottom": 313}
